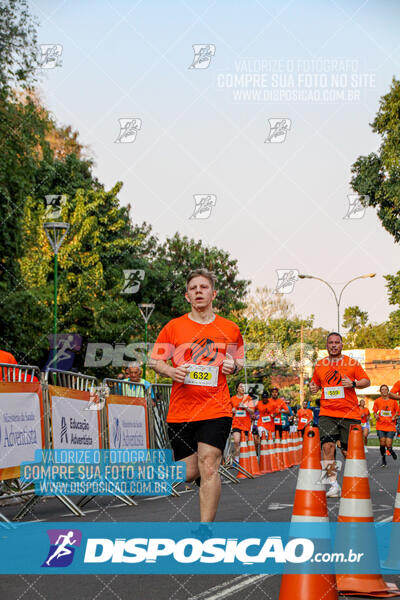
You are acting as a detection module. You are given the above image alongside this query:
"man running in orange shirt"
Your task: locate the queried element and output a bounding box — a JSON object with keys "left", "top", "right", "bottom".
{"left": 254, "top": 391, "right": 276, "bottom": 453}
{"left": 231, "top": 382, "right": 255, "bottom": 461}
{"left": 374, "top": 384, "right": 399, "bottom": 467}
{"left": 150, "top": 269, "right": 244, "bottom": 522}
{"left": 359, "top": 398, "right": 370, "bottom": 451}
{"left": 296, "top": 400, "right": 313, "bottom": 437}
{"left": 270, "top": 387, "right": 290, "bottom": 439}
{"left": 310, "top": 332, "right": 370, "bottom": 498}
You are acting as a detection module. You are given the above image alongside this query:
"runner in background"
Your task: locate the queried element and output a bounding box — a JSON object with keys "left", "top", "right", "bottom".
{"left": 255, "top": 391, "right": 276, "bottom": 454}
{"left": 270, "top": 387, "right": 290, "bottom": 439}
{"left": 359, "top": 397, "right": 370, "bottom": 452}
{"left": 312, "top": 398, "right": 321, "bottom": 427}
{"left": 373, "top": 384, "right": 399, "bottom": 467}
{"left": 296, "top": 399, "right": 314, "bottom": 437}
{"left": 150, "top": 268, "right": 244, "bottom": 522}
{"left": 310, "top": 332, "right": 370, "bottom": 498}
{"left": 231, "top": 382, "right": 255, "bottom": 461}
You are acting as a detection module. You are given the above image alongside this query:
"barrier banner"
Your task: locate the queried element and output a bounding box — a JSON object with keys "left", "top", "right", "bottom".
{"left": 48, "top": 386, "right": 102, "bottom": 450}
{"left": 0, "top": 382, "right": 45, "bottom": 480}
{"left": 106, "top": 395, "right": 149, "bottom": 450}
{"left": 0, "top": 522, "right": 399, "bottom": 575}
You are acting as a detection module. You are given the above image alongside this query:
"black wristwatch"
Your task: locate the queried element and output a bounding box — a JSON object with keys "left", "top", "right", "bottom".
{"left": 352, "top": 380, "right": 357, "bottom": 388}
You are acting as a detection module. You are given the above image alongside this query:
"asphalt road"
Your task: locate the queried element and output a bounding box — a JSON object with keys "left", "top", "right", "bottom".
{"left": 1, "top": 447, "right": 400, "bottom": 600}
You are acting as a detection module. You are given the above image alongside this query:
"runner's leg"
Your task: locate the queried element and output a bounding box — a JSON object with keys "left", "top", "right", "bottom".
{"left": 197, "top": 442, "right": 223, "bottom": 522}
{"left": 232, "top": 430, "right": 241, "bottom": 460}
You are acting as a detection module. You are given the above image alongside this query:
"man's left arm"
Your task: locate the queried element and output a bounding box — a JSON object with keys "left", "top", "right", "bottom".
{"left": 342, "top": 363, "right": 370, "bottom": 389}
{"left": 222, "top": 335, "right": 245, "bottom": 375}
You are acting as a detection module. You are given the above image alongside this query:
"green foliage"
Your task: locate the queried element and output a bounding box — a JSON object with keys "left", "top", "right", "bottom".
{"left": 342, "top": 305, "right": 369, "bottom": 332}
{"left": 350, "top": 77, "right": 400, "bottom": 320}
{"left": 0, "top": 0, "right": 39, "bottom": 91}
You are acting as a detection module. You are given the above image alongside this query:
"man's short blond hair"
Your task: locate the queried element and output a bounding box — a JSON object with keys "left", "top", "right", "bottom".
{"left": 186, "top": 268, "right": 217, "bottom": 290}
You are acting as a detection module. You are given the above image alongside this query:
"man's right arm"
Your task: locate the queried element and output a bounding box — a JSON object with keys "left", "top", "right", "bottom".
{"left": 309, "top": 369, "right": 321, "bottom": 395}
{"left": 389, "top": 383, "right": 400, "bottom": 401}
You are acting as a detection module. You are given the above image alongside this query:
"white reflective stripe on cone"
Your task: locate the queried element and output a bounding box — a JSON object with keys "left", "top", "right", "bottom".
{"left": 296, "top": 468, "right": 325, "bottom": 491}
{"left": 343, "top": 458, "right": 368, "bottom": 478}
{"left": 394, "top": 494, "right": 400, "bottom": 509}
{"left": 339, "top": 497, "right": 373, "bottom": 517}
{"left": 291, "top": 515, "right": 329, "bottom": 522}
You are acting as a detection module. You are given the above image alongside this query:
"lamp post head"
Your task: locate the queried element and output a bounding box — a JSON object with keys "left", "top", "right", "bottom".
{"left": 43, "top": 222, "right": 69, "bottom": 255}
{"left": 298, "top": 274, "right": 312, "bottom": 279}
{"left": 138, "top": 303, "right": 155, "bottom": 323}
{"left": 362, "top": 273, "right": 376, "bottom": 278}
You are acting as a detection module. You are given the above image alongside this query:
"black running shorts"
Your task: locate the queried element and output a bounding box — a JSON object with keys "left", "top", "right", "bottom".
{"left": 167, "top": 417, "right": 232, "bottom": 461}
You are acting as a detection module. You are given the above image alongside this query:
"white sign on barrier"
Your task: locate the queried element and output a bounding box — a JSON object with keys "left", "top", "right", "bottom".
{"left": 0, "top": 393, "right": 43, "bottom": 469}
{"left": 51, "top": 396, "right": 100, "bottom": 449}
{"left": 108, "top": 403, "right": 147, "bottom": 450}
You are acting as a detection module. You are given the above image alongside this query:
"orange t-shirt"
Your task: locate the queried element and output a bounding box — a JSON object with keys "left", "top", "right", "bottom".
{"left": 231, "top": 395, "right": 253, "bottom": 431}
{"left": 391, "top": 381, "right": 400, "bottom": 397}
{"left": 360, "top": 407, "right": 370, "bottom": 424}
{"left": 270, "top": 398, "right": 289, "bottom": 425}
{"left": 151, "top": 313, "right": 244, "bottom": 422}
{"left": 373, "top": 397, "right": 399, "bottom": 432}
{"left": 256, "top": 400, "right": 276, "bottom": 431}
{"left": 296, "top": 408, "right": 313, "bottom": 430}
{"left": 311, "top": 355, "right": 368, "bottom": 419}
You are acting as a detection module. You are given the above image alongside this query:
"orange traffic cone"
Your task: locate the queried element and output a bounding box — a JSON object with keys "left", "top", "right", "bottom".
{"left": 279, "top": 424, "right": 337, "bottom": 600}
{"left": 247, "top": 432, "right": 261, "bottom": 476}
{"left": 336, "top": 424, "right": 400, "bottom": 597}
{"left": 275, "top": 434, "right": 284, "bottom": 470}
{"left": 296, "top": 430, "right": 303, "bottom": 464}
{"left": 287, "top": 430, "right": 295, "bottom": 467}
{"left": 281, "top": 431, "right": 290, "bottom": 470}
{"left": 259, "top": 431, "right": 272, "bottom": 474}
{"left": 269, "top": 435, "right": 280, "bottom": 472}
{"left": 236, "top": 431, "right": 251, "bottom": 479}
{"left": 383, "top": 470, "right": 400, "bottom": 570}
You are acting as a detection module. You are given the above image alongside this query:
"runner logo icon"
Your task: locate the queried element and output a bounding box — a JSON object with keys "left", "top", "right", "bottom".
{"left": 42, "top": 529, "right": 82, "bottom": 567}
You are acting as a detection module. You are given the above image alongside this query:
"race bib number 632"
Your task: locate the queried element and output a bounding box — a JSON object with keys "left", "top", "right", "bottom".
{"left": 184, "top": 364, "right": 219, "bottom": 387}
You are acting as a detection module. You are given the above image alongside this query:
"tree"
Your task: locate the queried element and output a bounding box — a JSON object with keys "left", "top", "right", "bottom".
{"left": 350, "top": 78, "right": 400, "bottom": 314}
{"left": 0, "top": 0, "right": 39, "bottom": 92}
{"left": 242, "top": 286, "right": 294, "bottom": 321}
{"left": 351, "top": 78, "right": 400, "bottom": 243}
{"left": 342, "top": 305, "right": 368, "bottom": 332}
{"left": 150, "top": 234, "right": 249, "bottom": 328}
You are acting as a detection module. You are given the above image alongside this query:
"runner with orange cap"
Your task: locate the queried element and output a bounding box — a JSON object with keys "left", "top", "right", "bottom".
{"left": 373, "top": 384, "right": 399, "bottom": 467}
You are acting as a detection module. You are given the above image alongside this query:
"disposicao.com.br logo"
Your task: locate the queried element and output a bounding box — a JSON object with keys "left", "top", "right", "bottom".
{"left": 83, "top": 536, "right": 313, "bottom": 565}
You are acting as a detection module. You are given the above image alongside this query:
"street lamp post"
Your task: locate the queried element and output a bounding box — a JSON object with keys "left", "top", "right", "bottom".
{"left": 298, "top": 273, "right": 376, "bottom": 332}
{"left": 43, "top": 222, "right": 70, "bottom": 370}
{"left": 138, "top": 303, "right": 155, "bottom": 379}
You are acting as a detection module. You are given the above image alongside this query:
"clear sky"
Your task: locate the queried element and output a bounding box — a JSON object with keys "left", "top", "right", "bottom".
{"left": 31, "top": 0, "right": 400, "bottom": 330}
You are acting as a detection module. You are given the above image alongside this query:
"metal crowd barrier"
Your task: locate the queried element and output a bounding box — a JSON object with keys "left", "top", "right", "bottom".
{"left": 0, "top": 362, "right": 39, "bottom": 382}
{"left": 151, "top": 383, "right": 171, "bottom": 450}
{"left": 44, "top": 368, "right": 97, "bottom": 390}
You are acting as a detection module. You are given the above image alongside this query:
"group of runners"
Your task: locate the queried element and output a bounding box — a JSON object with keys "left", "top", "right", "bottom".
{"left": 150, "top": 268, "right": 400, "bottom": 520}
{"left": 230, "top": 385, "right": 314, "bottom": 459}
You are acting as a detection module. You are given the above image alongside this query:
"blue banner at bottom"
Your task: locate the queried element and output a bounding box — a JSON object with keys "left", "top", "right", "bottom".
{"left": 0, "top": 522, "right": 399, "bottom": 574}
